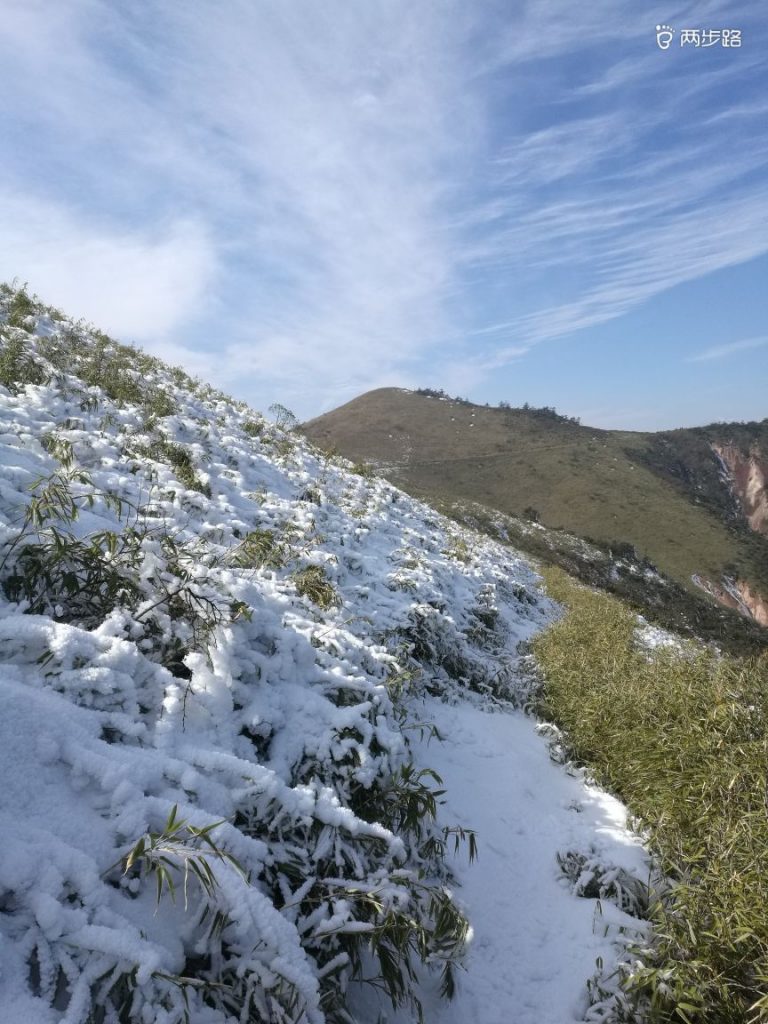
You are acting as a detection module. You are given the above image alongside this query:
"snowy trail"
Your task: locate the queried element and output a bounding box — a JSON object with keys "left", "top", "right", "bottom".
{"left": 355, "top": 699, "right": 649, "bottom": 1024}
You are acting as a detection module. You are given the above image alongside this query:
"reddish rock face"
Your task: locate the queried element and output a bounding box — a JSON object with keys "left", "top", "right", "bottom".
{"left": 738, "top": 580, "right": 768, "bottom": 627}
{"left": 712, "top": 442, "right": 768, "bottom": 535}
{"left": 694, "top": 575, "right": 768, "bottom": 628}
{"left": 695, "top": 445, "right": 768, "bottom": 627}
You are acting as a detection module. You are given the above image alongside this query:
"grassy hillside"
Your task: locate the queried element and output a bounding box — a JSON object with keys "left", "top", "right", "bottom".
{"left": 534, "top": 568, "right": 768, "bottom": 1023}
{"left": 303, "top": 388, "right": 768, "bottom": 642}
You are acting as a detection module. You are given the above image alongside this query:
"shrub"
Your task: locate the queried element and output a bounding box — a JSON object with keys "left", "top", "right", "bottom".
{"left": 144, "top": 388, "right": 177, "bottom": 419}
{"left": 443, "top": 535, "right": 472, "bottom": 563}
{"left": 243, "top": 418, "right": 264, "bottom": 438}
{"left": 292, "top": 564, "right": 341, "bottom": 610}
{"left": 5, "top": 285, "right": 36, "bottom": 327}
{"left": 0, "top": 450, "right": 228, "bottom": 667}
{"left": 268, "top": 402, "right": 298, "bottom": 431}
{"left": 0, "top": 331, "right": 47, "bottom": 392}
{"left": 228, "top": 528, "right": 286, "bottom": 570}
{"left": 3, "top": 522, "right": 144, "bottom": 627}
{"left": 120, "top": 804, "right": 246, "bottom": 910}
{"left": 147, "top": 439, "right": 212, "bottom": 497}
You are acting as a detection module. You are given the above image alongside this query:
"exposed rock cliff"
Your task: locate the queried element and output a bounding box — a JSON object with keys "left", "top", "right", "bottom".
{"left": 694, "top": 574, "right": 768, "bottom": 628}
{"left": 712, "top": 442, "right": 768, "bottom": 535}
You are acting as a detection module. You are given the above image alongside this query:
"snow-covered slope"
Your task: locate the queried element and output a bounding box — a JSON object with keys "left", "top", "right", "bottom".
{"left": 0, "top": 289, "right": 648, "bottom": 1024}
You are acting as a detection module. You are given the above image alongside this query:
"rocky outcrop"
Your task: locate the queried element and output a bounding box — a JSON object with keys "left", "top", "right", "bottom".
{"left": 694, "top": 575, "right": 768, "bottom": 628}
{"left": 712, "top": 442, "right": 768, "bottom": 535}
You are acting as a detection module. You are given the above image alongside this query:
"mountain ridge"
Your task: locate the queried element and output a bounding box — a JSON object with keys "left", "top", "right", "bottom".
{"left": 303, "top": 387, "right": 768, "bottom": 643}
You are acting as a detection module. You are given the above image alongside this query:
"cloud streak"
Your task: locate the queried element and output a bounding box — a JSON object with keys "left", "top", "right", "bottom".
{"left": 462, "top": 20, "right": 768, "bottom": 359}
{"left": 0, "top": 190, "right": 216, "bottom": 340}
{"left": 0, "top": 1, "right": 481, "bottom": 412}
{"left": 0, "top": 0, "right": 766, "bottom": 416}
{"left": 689, "top": 336, "right": 768, "bottom": 362}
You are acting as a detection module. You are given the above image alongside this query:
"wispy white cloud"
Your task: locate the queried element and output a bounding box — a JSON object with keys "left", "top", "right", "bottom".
{"left": 0, "top": 191, "right": 216, "bottom": 340}
{"left": 475, "top": 345, "right": 531, "bottom": 370}
{"left": 0, "top": 0, "right": 766, "bottom": 418}
{"left": 462, "top": 26, "right": 768, "bottom": 354}
{"left": 688, "top": 336, "right": 768, "bottom": 362}
{"left": 482, "top": 0, "right": 651, "bottom": 65}
{"left": 0, "top": 1, "right": 479, "bottom": 412}
{"left": 495, "top": 187, "right": 768, "bottom": 345}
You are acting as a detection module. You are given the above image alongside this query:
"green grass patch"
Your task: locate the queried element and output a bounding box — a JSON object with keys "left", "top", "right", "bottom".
{"left": 437, "top": 499, "right": 767, "bottom": 656}
{"left": 242, "top": 418, "right": 264, "bottom": 438}
{"left": 147, "top": 439, "right": 211, "bottom": 497}
{"left": 228, "top": 528, "right": 286, "bottom": 570}
{"left": 292, "top": 564, "right": 340, "bottom": 610}
{"left": 351, "top": 460, "right": 377, "bottom": 479}
{"left": 533, "top": 567, "right": 768, "bottom": 1022}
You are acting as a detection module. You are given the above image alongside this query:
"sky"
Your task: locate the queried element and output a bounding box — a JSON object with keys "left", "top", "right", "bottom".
{"left": 0, "top": 0, "right": 766, "bottom": 430}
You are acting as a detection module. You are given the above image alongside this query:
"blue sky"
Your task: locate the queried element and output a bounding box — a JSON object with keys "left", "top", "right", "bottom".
{"left": 1, "top": 0, "right": 766, "bottom": 430}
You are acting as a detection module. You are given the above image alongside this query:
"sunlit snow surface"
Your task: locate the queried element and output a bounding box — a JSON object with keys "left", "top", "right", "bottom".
{"left": 350, "top": 701, "right": 649, "bottom": 1024}
{"left": 0, "top": 307, "right": 649, "bottom": 1023}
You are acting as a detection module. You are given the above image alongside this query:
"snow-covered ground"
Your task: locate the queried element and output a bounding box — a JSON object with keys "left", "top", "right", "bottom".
{"left": 351, "top": 700, "right": 649, "bottom": 1024}
{"left": 635, "top": 619, "right": 683, "bottom": 653}
{"left": 0, "top": 294, "right": 649, "bottom": 1023}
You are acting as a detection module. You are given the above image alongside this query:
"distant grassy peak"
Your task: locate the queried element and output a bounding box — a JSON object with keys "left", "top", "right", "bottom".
{"left": 303, "top": 386, "right": 768, "bottom": 645}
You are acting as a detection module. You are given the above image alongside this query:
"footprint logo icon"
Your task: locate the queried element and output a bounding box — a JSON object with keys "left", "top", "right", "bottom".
{"left": 656, "top": 24, "right": 675, "bottom": 49}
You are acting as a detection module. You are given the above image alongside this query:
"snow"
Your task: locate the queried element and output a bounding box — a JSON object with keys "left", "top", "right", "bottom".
{"left": 0, "top": 293, "right": 651, "bottom": 1023}
{"left": 350, "top": 700, "right": 649, "bottom": 1024}
{"left": 634, "top": 620, "right": 682, "bottom": 652}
